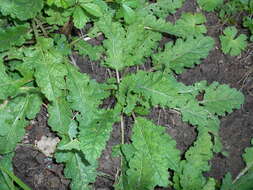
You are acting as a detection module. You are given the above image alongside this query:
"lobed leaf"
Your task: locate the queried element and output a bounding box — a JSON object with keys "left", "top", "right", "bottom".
{"left": 0, "top": 95, "right": 42, "bottom": 154}
{"left": 171, "top": 13, "right": 207, "bottom": 38}
{"left": 78, "top": 109, "right": 120, "bottom": 165}
{"left": 220, "top": 26, "right": 248, "bottom": 56}
{"left": 97, "top": 15, "right": 161, "bottom": 70}
{"left": 123, "top": 117, "right": 180, "bottom": 189}
{"left": 56, "top": 148, "right": 96, "bottom": 190}
{"left": 153, "top": 36, "right": 214, "bottom": 74}
{"left": 197, "top": 0, "right": 223, "bottom": 11}
{"left": 0, "top": 25, "right": 29, "bottom": 52}
{"left": 146, "top": 0, "right": 185, "bottom": 18}
{"left": 73, "top": 6, "right": 88, "bottom": 29}
{"left": 174, "top": 131, "right": 214, "bottom": 190}
{"left": 74, "top": 39, "right": 104, "bottom": 61}
{"left": 0, "top": 0, "right": 43, "bottom": 20}
{"left": 201, "top": 82, "right": 244, "bottom": 116}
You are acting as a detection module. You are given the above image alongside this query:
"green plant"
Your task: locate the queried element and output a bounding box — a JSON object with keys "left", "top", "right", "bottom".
{"left": 218, "top": 0, "right": 253, "bottom": 42}
{"left": 0, "top": 0, "right": 252, "bottom": 190}
{"left": 197, "top": 0, "right": 224, "bottom": 12}
{"left": 220, "top": 26, "right": 248, "bottom": 56}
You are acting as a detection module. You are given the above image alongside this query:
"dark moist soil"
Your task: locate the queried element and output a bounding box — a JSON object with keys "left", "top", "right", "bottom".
{"left": 13, "top": 0, "right": 253, "bottom": 189}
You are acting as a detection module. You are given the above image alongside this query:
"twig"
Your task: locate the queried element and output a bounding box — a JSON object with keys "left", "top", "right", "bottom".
{"left": 32, "top": 20, "right": 39, "bottom": 40}
{"left": 233, "top": 161, "right": 253, "bottom": 184}
{"left": 120, "top": 115, "right": 124, "bottom": 144}
{"left": 69, "top": 55, "right": 78, "bottom": 67}
{"left": 116, "top": 69, "right": 121, "bottom": 84}
{"left": 35, "top": 18, "right": 48, "bottom": 37}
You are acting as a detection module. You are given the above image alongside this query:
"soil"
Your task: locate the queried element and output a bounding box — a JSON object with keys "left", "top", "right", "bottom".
{"left": 12, "top": 0, "right": 253, "bottom": 189}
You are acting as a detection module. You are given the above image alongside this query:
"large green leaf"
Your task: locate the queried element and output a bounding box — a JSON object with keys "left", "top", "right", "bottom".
{"left": 201, "top": 82, "right": 244, "bottom": 116}
{"left": 73, "top": 6, "right": 88, "bottom": 29}
{"left": 118, "top": 71, "right": 194, "bottom": 112}
{"left": 123, "top": 117, "right": 180, "bottom": 189}
{"left": 153, "top": 36, "right": 214, "bottom": 74}
{"left": 174, "top": 131, "right": 214, "bottom": 190}
{"left": 34, "top": 38, "right": 67, "bottom": 102}
{"left": 74, "top": 39, "right": 104, "bottom": 61}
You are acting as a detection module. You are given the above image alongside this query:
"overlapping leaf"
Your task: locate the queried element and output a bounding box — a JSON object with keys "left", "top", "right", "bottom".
{"left": 119, "top": 71, "right": 198, "bottom": 112}
{"left": 97, "top": 15, "right": 161, "bottom": 70}
{"left": 46, "top": 0, "right": 75, "bottom": 8}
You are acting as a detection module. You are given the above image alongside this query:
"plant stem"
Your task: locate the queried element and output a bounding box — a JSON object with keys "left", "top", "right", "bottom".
{"left": 32, "top": 20, "right": 39, "bottom": 40}
{"left": 35, "top": 18, "right": 48, "bottom": 37}
{"left": 116, "top": 69, "right": 120, "bottom": 84}
{"left": 120, "top": 115, "right": 124, "bottom": 144}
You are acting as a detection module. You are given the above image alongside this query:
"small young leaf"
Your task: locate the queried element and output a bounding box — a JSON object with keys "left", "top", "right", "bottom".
{"left": 45, "top": 8, "right": 70, "bottom": 26}
{"left": 197, "top": 0, "right": 223, "bottom": 11}
{"left": 74, "top": 39, "right": 104, "bottom": 61}
{"left": 122, "top": 4, "right": 136, "bottom": 24}
{"left": 73, "top": 6, "right": 88, "bottom": 29}
{"left": 172, "top": 13, "right": 207, "bottom": 38}
{"left": 220, "top": 26, "right": 248, "bottom": 56}
{"left": 81, "top": 3, "right": 103, "bottom": 17}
